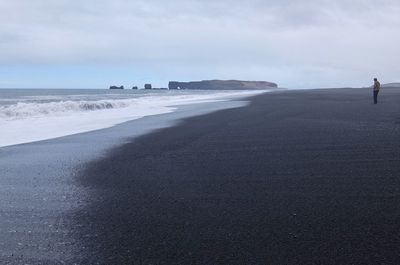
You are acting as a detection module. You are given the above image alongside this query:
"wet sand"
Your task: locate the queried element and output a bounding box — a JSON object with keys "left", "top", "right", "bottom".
{"left": 74, "top": 87, "right": 400, "bottom": 264}
{"left": 0, "top": 99, "right": 248, "bottom": 265}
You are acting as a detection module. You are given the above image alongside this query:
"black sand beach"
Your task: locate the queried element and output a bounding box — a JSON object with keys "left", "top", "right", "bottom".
{"left": 0, "top": 99, "right": 248, "bottom": 265}
{"left": 74, "top": 88, "right": 400, "bottom": 264}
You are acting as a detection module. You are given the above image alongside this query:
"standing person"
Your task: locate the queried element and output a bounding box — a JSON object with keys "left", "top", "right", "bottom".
{"left": 373, "top": 78, "right": 381, "bottom": 104}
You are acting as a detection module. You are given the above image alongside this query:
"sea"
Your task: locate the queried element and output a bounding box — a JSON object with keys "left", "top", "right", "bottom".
{"left": 0, "top": 89, "right": 267, "bottom": 148}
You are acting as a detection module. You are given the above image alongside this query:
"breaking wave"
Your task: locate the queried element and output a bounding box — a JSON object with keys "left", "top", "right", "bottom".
{"left": 0, "top": 89, "right": 269, "bottom": 147}
{"left": 0, "top": 99, "right": 135, "bottom": 119}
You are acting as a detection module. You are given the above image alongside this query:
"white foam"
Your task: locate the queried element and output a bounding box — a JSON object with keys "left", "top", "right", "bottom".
{"left": 0, "top": 90, "right": 267, "bottom": 147}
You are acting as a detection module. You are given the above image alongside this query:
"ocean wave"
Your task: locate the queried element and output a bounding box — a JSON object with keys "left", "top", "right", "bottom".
{"left": 0, "top": 90, "right": 269, "bottom": 147}
{"left": 0, "top": 90, "right": 268, "bottom": 120}
{"left": 0, "top": 99, "right": 134, "bottom": 119}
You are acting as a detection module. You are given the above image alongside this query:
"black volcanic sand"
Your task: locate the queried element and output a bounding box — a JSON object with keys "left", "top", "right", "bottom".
{"left": 75, "top": 88, "right": 400, "bottom": 265}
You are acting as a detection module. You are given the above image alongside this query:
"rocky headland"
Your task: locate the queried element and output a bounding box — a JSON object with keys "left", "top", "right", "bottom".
{"left": 381, "top": 82, "right": 400, "bottom": 88}
{"left": 169, "top": 80, "right": 278, "bottom": 90}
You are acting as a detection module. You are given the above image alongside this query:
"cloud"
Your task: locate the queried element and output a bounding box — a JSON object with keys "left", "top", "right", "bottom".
{"left": 0, "top": 0, "right": 399, "bottom": 87}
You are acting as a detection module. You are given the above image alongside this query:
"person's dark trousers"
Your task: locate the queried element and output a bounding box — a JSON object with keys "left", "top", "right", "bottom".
{"left": 374, "top": 90, "right": 379, "bottom": 104}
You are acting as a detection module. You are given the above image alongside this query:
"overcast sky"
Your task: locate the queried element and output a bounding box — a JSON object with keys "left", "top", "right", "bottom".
{"left": 0, "top": 0, "right": 399, "bottom": 88}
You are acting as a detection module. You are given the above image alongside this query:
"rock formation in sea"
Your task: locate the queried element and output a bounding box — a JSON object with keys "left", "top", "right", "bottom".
{"left": 109, "top": 86, "right": 124, "bottom": 89}
{"left": 144, "top": 84, "right": 152, "bottom": 90}
{"left": 168, "top": 80, "right": 278, "bottom": 90}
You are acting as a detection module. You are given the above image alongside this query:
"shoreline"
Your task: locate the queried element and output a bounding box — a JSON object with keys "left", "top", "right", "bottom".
{"left": 0, "top": 95, "right": 258, "bottom": 264}
{"left": 0, "top": 89, "right": 269, "bottom": 148}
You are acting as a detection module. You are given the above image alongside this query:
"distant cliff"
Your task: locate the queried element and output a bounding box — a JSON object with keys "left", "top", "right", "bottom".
{"left": 169, "top": 80, "right": 278, "bottom": 90}
{"left": 381, "top": 83, "right": 400, "bottom": 88}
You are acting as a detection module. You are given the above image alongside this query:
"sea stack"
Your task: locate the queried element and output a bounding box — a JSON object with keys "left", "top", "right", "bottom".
{"left": 110, "top": 86, "right": 124, "bottom": 90}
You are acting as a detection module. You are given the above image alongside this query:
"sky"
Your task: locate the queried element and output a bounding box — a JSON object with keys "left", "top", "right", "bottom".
{"left": 0, "top": 0, "right": 399, "bottom": 89}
